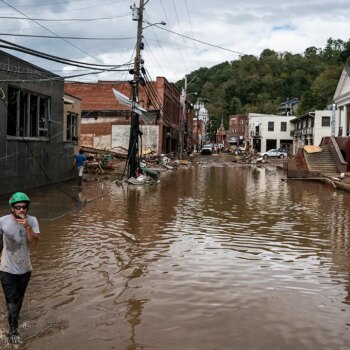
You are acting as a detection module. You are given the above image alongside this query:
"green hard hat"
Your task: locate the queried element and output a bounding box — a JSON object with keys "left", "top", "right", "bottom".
{"left": 9, "top": 192, "right": 31, "bottom": 206}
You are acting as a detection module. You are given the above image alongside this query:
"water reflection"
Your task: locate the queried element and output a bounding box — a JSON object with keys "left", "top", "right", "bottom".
{"left": 0, "top": 165, "right": 350, "bottom": 349}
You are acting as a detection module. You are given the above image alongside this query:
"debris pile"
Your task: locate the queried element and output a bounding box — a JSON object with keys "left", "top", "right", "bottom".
{"left": 82, "top": 146, "right": 127, "bottom": 174}
{"left": 228, "top": 147, "right": 262, "bottom": 164}
{"left": 125, "top": 154, "right": 194, "bottom": 185}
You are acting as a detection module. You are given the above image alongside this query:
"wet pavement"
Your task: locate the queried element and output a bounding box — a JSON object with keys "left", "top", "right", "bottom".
{"left": 0, "top": 158, "right": 350, "bottom": 349}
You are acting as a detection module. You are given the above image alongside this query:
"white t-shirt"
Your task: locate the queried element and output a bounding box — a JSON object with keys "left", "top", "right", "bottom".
{"left": 0, "top": 214, "right": 40, "bottom": 274}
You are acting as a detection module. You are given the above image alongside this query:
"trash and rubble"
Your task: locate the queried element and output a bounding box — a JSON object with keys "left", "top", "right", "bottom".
{"left": 81, "top": 146, "right": 127, "bottom": 174}
{"left": 127, "top": 175, "right": 152, "bottom": 185}
{"left": 140, "top": 162, "right": 159, "bottom": 183}
{"left": 226, "top": 146, "right": 262, "bottom": 164}
{"left": 82, "top": 145, "right": 281, "bottom": 185}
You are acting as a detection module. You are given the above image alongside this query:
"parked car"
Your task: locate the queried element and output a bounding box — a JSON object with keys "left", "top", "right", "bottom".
{"left": 201, "top": 144, "right": 213, "bottom": 155}
{"left": 260, "top": 148, "right": 288, "bottom": 159}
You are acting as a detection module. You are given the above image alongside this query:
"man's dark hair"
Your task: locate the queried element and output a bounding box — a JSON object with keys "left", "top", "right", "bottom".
{"left": 79, "top": 149, "right": 84, "bottom": 154}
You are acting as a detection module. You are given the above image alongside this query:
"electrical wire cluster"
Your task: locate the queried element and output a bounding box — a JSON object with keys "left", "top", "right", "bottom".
{"left": 0, "top": 38, "right": 133, "bottom": 82}
{"left": 0, "top": 0, "right": 247, "bottom": 85}
{"left": 139, "top": 66, "right": 177, "bottom": 129}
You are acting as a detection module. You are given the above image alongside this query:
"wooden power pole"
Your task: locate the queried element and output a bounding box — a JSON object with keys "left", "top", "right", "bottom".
{"left": 128, "top": 0, "right": 144, "bottom": 178}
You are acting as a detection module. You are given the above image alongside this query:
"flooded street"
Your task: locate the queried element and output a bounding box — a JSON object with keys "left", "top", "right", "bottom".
{"left": 0, "top": 161, "right": 350, "bottom": 349}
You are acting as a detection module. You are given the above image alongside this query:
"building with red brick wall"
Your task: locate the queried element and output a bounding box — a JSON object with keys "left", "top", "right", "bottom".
{"left": 216, "top": 118, "right": 228, "bottom": 146}
{"left": 64, "top": 77, "right": 184, "bottom": 154}
{"left": 228, "top": 114, "right": 248, "bottom": 146}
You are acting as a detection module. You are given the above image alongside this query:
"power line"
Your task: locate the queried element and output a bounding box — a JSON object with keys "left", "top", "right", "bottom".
{"left": 170, "top": 0, "right": 196, "bottom": 73}
{"left": 0, "top": 0, "right": 106, "bottom": 63}
{"left": 154, "top": 24, "right": 246, "bottom": 56}
{"left": 0, "top": 69, "right": 130, "bottom": 83}
{"left": 13, "top": 0, "right": 126, "bottom": 14}
{"left": 143, "top": 40, "right": 166, "bottom": 77}
{"left": 0, "top": 13, "right": 130, "bottom": 22}
{"left": 157, "top": 0, "right": 191, "bottom": 73}
{"left": 0, "top": 0, "right": 89, "bottom": 8}
{"left": 141, "top": 68, "right": 178, "bottom": 128}
{"left": 0, "top": 23, "right": 247, "bottom": 56}
{"left": 0, "top": 39, "right": 133, "bottom": 70}
{"left": 143, "top": 13, "right": 173, "bottom": 73}
{"left": 184, "top": 0, "right": 198, "bottom": 52}
{"left": 0, "top": 33, "right": 136, "bottom": 40}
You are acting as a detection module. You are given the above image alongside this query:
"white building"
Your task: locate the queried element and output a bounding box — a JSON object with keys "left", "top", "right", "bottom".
{"left": 290, "top": 110, "right": 333, "bottom": 153}
{"left": 248, "top": 113, "right": 294, "bottom": 154}
{"left": 195, "top": 101, "right": 209, "bottom": 123}
{"left": 194, "top": 99, "right": 209, "bottom": 146}
{"left": 333, "top": 67, "right": 350, "bottom": 136}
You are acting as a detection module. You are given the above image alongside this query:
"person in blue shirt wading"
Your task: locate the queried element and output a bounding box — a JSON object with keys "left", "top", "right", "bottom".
{"left": 73, "top": 149, "right": 86, "bottom": 186}
{"left": 0, "top": 192, "right": 40, "bottom": 344}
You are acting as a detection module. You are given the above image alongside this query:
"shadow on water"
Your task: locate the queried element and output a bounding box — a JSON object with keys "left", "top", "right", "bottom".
{"left": 0, "top": 166, "right": 350, "bottom": 349}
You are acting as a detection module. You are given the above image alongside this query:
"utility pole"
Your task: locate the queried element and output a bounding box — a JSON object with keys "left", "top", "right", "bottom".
{"left": 128, "top": 0, "right": 144, "bottom": 178}
{"left": 194, "top": 99, "right": 201, "bottom": 153}
{"left": 178, "top": 77, "right": 187, "bottom": 159}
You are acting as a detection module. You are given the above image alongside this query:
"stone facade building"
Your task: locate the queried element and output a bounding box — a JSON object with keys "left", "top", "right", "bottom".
{"left": 0, "top": 50, "right": 76, "bottom": 194}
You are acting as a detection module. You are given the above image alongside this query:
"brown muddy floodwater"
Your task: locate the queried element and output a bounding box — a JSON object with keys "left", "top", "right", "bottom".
{"left": 0, "top": 162, "right": 350, "bottom": 350}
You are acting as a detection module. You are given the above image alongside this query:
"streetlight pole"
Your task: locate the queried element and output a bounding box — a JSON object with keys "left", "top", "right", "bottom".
{"left": 179, "top": 75, "right": 199, "bottom": 159}
{"left": 191, "top": 97, "right": 201, "bottom": 153}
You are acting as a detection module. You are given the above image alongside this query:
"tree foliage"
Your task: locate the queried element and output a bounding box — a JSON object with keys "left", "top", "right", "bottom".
{"left": 175, "top": 37, "right": 350, "bottom": 128}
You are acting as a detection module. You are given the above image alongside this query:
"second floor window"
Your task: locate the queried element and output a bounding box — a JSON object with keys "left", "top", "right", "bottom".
{"left": 281, "top": 122, "right": 287, "bottom": 132}
{"left": 7, "top": 86, "right": 50, "bottom": 139}
{"left": 268, "top": 121, "right": 274, "bottom": 131}
{"left": 322, "top": 116, "right": 330, "bottom": 127}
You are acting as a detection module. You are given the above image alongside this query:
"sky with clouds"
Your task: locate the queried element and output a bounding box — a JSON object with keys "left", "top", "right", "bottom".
{"left": 1, "top": 0, "right": 349, "bottom": 83}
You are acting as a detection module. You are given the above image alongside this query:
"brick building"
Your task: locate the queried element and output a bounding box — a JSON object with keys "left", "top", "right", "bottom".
{"left": 64, "top": 77, "right": 186, "bottom": 155}
{"left": 228, "top": 114, "right": 248, "bottom": 146}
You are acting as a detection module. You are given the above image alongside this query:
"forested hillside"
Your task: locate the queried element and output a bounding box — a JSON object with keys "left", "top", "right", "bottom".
{"left": 175, "top": 38, "right": 350, "bottom": 130}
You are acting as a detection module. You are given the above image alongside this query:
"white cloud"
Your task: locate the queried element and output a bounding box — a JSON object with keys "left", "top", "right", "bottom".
{"left": 1, "top": 0, "right": 349, "bottom": 83}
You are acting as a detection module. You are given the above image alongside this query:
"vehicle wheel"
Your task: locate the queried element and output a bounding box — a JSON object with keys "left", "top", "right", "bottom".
{"left": 263, "top": 155, "right": 268, "bottom": 159}
{"left": 279, "top": 154, "right": 285, "bottom": 158}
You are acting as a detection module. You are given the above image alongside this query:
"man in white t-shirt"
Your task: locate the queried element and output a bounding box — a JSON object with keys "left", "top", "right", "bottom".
{"left": 0, "top": 192, "right": 40, "bottom": 344}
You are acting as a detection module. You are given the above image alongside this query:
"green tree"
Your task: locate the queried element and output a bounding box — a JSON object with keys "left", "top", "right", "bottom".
{"left": 174, "top": 38, "right": 347, "bottom": 119}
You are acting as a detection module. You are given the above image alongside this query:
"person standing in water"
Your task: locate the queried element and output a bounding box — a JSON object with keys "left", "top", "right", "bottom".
{"left": 73, "top": 149, "right": 86, "bottom": 186}
{"left": 0, "top": 192, "right": 40, "bottom": 344}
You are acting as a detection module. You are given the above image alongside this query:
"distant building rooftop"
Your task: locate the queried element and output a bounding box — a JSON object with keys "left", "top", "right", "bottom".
{"left": 278, "top": 98, "right": 299, "bottom": 116}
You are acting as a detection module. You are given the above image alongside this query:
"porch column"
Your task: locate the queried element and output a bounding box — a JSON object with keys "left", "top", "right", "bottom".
{"left": 336, "top": 106, "right": 344, "bottom": 137}
{"left": 346, "top": 105, "right": 350, "bottom": 136}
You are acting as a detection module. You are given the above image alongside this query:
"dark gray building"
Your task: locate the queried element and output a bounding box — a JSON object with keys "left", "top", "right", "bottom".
{"left": 0, "top": 50, "right": 75, "bottom": 194}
